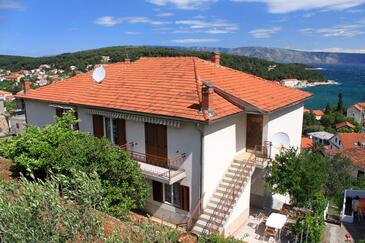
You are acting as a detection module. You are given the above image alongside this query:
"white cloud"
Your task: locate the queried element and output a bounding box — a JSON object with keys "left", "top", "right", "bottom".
{"left": 231, "top": 0, "right": 365, "bottom": 13}
{"left": 156, "top": 12, "right": 175, "bottom": 17}
{"left": 95, "top": 16, "right": 170, "bottom": 27}
{"left": 94, "top": 16, "right": 122, "bottom": 27}
{"left": 300, "top": 24, "right": 365, "bottom": 37}
{"left": 146, "top": 0, "right": 218, "bottom": 10}
{"left": 0, "top": 0, "right": 22, "bottom": 10}
{"left": 249, "top": 27, "right": 281, "bottom": 38}
{"left": 172, "top": 38, "right": 221, "bottom": 43}
{"left": 174, "top": 19, "right": 238, "bottom": 34}
{"left": 124, "top": 31, "right": 141, "bottom": 35}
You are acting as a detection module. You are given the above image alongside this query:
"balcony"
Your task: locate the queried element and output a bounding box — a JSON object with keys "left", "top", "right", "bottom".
{"left": 235, "top": 141, "right": 272, "bottom": 169}
{"left": 121, "top": 143, "right": 187, "bottom": 185}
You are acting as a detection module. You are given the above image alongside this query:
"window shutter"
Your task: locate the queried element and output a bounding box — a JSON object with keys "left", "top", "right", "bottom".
{"left": 92, "top": 115, "right": 104, "bottom": 138}
{"left": 152, "top": 181, "right": 163, "bottom": 202}
{"left": 180, "top": 185, "right": 190, "bottom": 211}
{"left": 56, "top": 108, "right": 64, "bottom": 117}
{"left": 116, "top": 119, "right": 126, "bottom": 146}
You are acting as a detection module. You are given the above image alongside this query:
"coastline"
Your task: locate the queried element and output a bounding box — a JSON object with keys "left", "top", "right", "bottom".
{"left": 283, "top": 80, "right": 340, "bottom": 88}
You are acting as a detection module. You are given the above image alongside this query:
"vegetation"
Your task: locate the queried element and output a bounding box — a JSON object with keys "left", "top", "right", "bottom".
{"left": 265, "top": 148, "right": 361, "bottom": 242}
{"left": 0, "top": 46, "right": 326, "bottom": 82}
{"left": 0, "top": 171, "right": 108, "bottom": 242}
{"left": 0, "top": 111, "right": 149, "bottom": 217}
{"left": 303, "top": 93, "right": 361, "bottom": 134}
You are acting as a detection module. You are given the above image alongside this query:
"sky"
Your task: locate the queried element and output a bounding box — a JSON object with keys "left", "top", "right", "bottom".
{"left": 1, "top": 0, "right": 365, "bottom": 56}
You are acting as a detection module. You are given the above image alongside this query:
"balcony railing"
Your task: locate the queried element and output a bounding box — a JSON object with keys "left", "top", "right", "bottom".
{"left": 121, "top": 142, "right": 186, "bottom": 183}
{"left": 254, "top": 141, "right": 272, "bottom": 168}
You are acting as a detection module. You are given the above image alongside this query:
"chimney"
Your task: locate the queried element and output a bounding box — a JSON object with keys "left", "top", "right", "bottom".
{"left": 210, "top": 52, "right": 220, "bottom": 65}
{"left": 201, "top": 82, "right": 215, "bottom": 116}
{"left": 23, "top": 80, "right": 31, "bottom": 94}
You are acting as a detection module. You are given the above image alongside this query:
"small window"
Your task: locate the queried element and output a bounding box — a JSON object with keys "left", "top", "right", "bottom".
{"left": 358, "top": 170, "right": 365, "bottom": 178}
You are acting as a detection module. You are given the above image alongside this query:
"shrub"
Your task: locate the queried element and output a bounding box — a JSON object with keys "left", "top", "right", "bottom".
{"left": 0, "top": 111, "right": 149, "bottom": 217}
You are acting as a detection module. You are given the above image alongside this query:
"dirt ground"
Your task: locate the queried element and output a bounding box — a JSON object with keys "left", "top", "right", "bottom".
{"left": 323, "top": 222, "right": 365, "bottom": 243}
{"left": 0, "top": 157, "right": 13, "bottom": 181}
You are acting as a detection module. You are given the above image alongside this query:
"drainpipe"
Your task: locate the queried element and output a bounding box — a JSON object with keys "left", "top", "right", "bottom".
{"left": 196, "top": 123, "right": 204, "bottom": 207}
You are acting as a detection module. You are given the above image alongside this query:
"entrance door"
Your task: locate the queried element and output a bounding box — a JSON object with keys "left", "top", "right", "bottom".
{"left": 246, "top": 114, "right": 263, "bottom": 151}
{"left": 145, "top": 123, "right": 168, "bottom": 167}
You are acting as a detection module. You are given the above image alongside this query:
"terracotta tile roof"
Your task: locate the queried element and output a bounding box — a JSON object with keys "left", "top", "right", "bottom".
{"left": 352, "top": 102, "right": 365, "bottom": 112}
{"left": 312, "top": 110, "right": 324, "bottom": 116}
{"left": 301, "top": 137, "right": 313, "bottom": 149}
{"left": 303, "top": 108, "right": 310, "bottom": 113}
{"left": 337, "top": 133, "right": 365, "bottom": 149}
{"left": 336, "top": 121, "right": 356, "bottom": 129}
{"left": 16, "top": 57, "right": 312, "bottom": 121}
{"left": 327, "top": 147, "right": 365, "bottom": 171}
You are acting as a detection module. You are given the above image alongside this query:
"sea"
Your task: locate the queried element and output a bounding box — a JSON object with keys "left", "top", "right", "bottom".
{"left": 302, "top": 64, "right": 365, "bottom": 110}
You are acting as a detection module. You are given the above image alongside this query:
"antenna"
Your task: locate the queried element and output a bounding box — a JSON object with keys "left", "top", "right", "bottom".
{"left": 92, "top": 65, "right": 106, "bottom": 83}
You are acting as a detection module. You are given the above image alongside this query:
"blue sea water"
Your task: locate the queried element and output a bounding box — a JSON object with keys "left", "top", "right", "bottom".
{"left": 302, "top": 64, "right": 365, "bottom": 110}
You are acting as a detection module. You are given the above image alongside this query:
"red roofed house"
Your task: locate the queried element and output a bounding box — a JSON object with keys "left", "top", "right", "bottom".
{"left": 16, "top": 53, "right": 311, "bottom": 235}
{"left": 335, "top": 121, "right": 356, "bottom": 132}
{"left": 301, "top": 137, "right": 313, "bottom": 150}
{"left": 347, "top": 102, "right": 365, "bottom": 127}
{"left": 329, "top": 132, "right": 365, "bottom": 150}
{"left": 312, "top": 110, "right": 324, "bottom": 120}
{"left": 327, "top": 147, "right": 365, "bottom": 178}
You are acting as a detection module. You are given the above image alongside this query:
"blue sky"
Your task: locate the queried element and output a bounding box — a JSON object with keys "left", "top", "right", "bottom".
{"left": 1, "top": 0, "right": 365, "bottom": 56}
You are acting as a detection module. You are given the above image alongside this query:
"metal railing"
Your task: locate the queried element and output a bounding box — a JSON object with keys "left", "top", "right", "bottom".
{"left": 121, "top": 142, "right": 186, "bottom": 180}
{"left": 202, "top": 146, "right": 257, "bottom": 234}
{"left": 254, "top": 141, "right": 272, "bottom": 167}
{"left": 186, "top": 192, "right": 205, "bottom": 232}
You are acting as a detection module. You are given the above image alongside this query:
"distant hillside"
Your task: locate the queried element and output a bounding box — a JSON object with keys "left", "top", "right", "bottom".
{"left": 0, "top": 46, "right": 325, "bottom": 82}
{"left": 182, "top": 46, "right": 365, "bottom": 64}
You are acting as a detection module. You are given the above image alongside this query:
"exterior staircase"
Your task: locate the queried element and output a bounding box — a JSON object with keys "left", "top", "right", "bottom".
{"left": 192, "top": 153, "right": 256, "bottom": 235}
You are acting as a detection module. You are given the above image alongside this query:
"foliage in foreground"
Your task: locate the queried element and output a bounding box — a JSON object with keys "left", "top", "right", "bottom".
{"left": 0, "top": 111, "right": 149, "bottom": 217}
{"left": 0, "top": 172, "right": 106, "bottom": 242}
{"left": 265, "top": 148, "right": 359, "bottom": 242}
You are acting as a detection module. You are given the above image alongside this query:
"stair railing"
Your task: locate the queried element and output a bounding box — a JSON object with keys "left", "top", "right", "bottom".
{"left": 202, "top": 146, "right": 257, "bottom": 234}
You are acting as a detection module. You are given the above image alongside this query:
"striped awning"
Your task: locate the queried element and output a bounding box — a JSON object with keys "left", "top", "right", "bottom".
{"left": 84, "top": 108, "right": 181, "bottom": 128}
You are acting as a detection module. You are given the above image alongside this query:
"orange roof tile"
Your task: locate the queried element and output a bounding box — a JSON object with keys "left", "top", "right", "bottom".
{"left": 312, "top": 110, "right": 324, "bottom": 116}
{"left": 336, "top": 121, "right": 356, "bottom": 129}
{"left": 337, "top": 133, "right": 365, "bottom": 149}
{"left": 327, "top": 147, "right": 365, "bottom": 171}
{"left": 303, "top": 108, "right": 310, "bottom": 113}
{"left": 16, "top": 57, "right": 312, "bottom": 122}
{"left": 301, "top": 137, "right": 313, "bottom": 149}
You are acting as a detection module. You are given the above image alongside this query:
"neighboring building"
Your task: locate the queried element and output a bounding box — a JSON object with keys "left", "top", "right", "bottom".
{"left": 329, "top": 132, "right": 365, "bottom": 150}
{"left": 312, "top": 110, "right": 324, "bottom": 120}
{"left": 280, "top": 78, "right": 300, "bottom": 88}
{"left": 335, "top": 121, "right": 356, "bottom": 132}
{"left": 327, "top": 147, "right": 365, "bottom": 178}
{"left": 8, "top": 110, "right": 26, "bottom": 134}
{"left": 3, "top": 74, "right": 23, "bottom": 82}
{"left": 0, "top": 90, "right": 14, "bottom": 102}
{"left": 347, "top": 102, "right": 365, "bottom": 127}
{"left": 308, "top": 131, "right": 334, "bottom": 146}
{"left": 301, "top": 137, "right": 313, "bottom": 150}
{"left": 15, "top": 54, "right": 311, "bottom": 235}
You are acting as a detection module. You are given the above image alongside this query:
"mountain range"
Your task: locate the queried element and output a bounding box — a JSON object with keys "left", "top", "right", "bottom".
{"left": 180, "top": 46, "right": 365, "bottom": 65}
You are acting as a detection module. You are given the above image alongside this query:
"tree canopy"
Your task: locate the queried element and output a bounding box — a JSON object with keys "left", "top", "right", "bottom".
{"left": 0, "top": 111, "right": 149, "bottom": 216}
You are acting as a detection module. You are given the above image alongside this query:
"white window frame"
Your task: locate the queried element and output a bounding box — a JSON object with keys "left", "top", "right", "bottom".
{"left": 103, "top": 117, "right": 117, "bottom": 144}
{"left": 162, "top": 183, "right": 181, "bottom": 208}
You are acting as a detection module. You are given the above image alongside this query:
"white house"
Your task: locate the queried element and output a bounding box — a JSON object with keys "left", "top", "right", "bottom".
{"left": 308, "top": 131, "right": 334, "bottom": 146}
{"left": 16, "top": 53, "right": 311, "bottom": 236}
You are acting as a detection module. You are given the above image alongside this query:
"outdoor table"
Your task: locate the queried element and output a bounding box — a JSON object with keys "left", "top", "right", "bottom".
{"left": 266, "top": 213, "right": 288, "bottom": 239}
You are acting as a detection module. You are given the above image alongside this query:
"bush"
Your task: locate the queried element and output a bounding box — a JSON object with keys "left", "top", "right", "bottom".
{"left": 0, "top": 111, "right": 149, "bottom": 217}
{"left": 0, "top": 172, "right": 106, "bottom": 242}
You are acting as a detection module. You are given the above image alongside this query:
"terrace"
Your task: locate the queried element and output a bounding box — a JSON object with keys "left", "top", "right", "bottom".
{"left": 121, "top": 143, "right": 186, "bottom": 185}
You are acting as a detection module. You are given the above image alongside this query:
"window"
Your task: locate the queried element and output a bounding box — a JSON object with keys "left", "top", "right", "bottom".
{"left": 151, "top": 180, "right": 189, "bottom": 211}
{"left": 103, "top": 117, "right": 126, "bottom": 145}
{"left": 358, "top": 170, "right": 364, "bottom": 178}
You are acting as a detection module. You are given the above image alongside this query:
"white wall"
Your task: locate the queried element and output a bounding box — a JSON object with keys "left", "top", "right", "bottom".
{"left": 202, "top": 113, "right": 246, "bottom": 207}
{"left": 347, "top": 107, "right": 363, "bottom": 125}
{"left": 265, "top": 103, "right": 304, "bottom": 157}
{"left": 25, "top": 100, "right": 56, "bottom": 127}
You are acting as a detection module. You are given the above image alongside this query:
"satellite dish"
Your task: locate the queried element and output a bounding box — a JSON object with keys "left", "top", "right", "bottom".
{"left": 92, "top": 65, "right": 106, "bottom": 83}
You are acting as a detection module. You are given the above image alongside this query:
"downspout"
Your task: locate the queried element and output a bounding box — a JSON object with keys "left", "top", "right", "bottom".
{"left": 195, "top": 123, "right": 204, "bottom": 207}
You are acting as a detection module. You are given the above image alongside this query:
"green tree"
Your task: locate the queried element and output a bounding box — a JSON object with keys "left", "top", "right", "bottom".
{"left": 337, "top": 93, "right": 344, "bottom": 113}
{"left": 0, "top": 111, "right": 149, "bottom": 217}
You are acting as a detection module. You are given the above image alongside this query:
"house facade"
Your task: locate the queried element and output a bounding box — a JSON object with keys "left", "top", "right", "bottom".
{"left": 347, "top": 102, "right": 365, "bottom": 127}
{"left": 16, "top": 54, "right": 310, "bottom": 236}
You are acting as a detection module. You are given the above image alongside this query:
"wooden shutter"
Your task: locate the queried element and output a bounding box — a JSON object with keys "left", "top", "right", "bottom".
{"left": 152, "top": 181, "right": 163, "bottom": 202}
{"left": 92, "top": 115, "right": 104, "bottom": 138}
{"left": 73, "top": 111, "right": 79, "bottom": 130}
{"left": 116, "top": 119, "right": 126, "bottom": 146}
{"left": 56, "top": 108, "right": 64, "bottom": 117}
{"left": 145, "top": 123, "right": 168, "bottom": 166}
{"left": 180, "top": 185, "right": 190, "bottom": 211}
